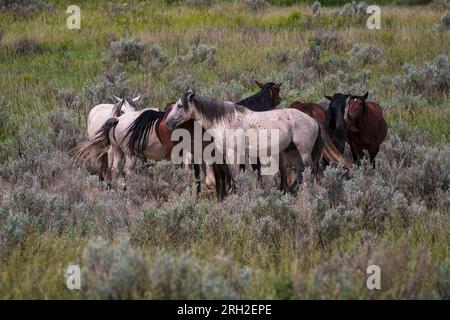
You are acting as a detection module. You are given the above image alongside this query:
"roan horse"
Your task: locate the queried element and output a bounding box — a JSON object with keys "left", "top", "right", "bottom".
{"left": 166, "top": 90, "right": 327, "bottom": 193}
{"left": 77, "top": 95, "right": 140, "bottom": 181}
{"left": 157, "top": 103, "right": 234, "bottom": 199}
{"left": 236, "top": 81, "right": 282, "bottom": 177}
{"left": 345, "top": 92, "right": 387, "bottom": 167}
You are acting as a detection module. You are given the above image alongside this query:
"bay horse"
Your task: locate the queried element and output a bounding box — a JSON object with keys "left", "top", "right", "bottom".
{"left": 346, "top": 92, "right": 388, "bottom": 167}
{"left": 78, "top": 95, "right": 140, "bottom": 181}
{"left": 166, "top": 90, "right": 329, "bottom": 194}
{"left": 236, "top": 81, "right": 282, "bottom": 177}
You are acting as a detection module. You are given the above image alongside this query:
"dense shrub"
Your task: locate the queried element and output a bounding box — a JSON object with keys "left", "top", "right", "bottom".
{"left": 310, "top": 29, "right": 342, "bottom": 51}
{"left": 0, "top": 0, "right": 52, "bottom": 14}
{"left": 392, "top": 54, "right": 450, "bottom": 97}
{"left": 146, "top": 43, "right": 170, "bottom": 73}
{"left": 149, "top": 250, "right": 250, "bottom": 299}
{"left": 178, "top": 44, "right": 216, "bottom": 64}
{"left": 14, "top": 37, "right": 45, "bottom": 55}
{"left": 436, "top": 260, "right": 450, "bottom": 299}
{"left": 202, "top": 80, "right": 244, "bottom": 102}
{"left": 126, "top": 161, "right": 195, "bottom": 204}
{"left": 0, "top": 212, "right": 28, "bottom": 261}
{"left": 56, "top": 88, "right": 83, "bottom": 110}
{"left": 108, "top": 38, "right": 145, "bottom": 64}
{"left": 312, "top": 1, "right": 321, "bottom": 16}
{"left": 171, "top": 72, "right": 199, "bottom": 92}
{"left": 82, "top": 235, "right": 148, "bottom": 299}
{"left": 347, "top": 43, "right": 383, "bottom": 66}
{"left": 246, "top": 0, "right": 269, "bottom": 13}
{"left": 85, "top": 62, "right": 131, "bottom": 105}
{"left": 331, "top": 1, "right": 368, "bottom": 17}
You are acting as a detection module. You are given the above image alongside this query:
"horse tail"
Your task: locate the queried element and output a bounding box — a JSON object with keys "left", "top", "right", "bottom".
{"left": 317, "top": 121, "right": 353, "bottom": 171}
{"left": 124, "top": 110, "right": 163, "bottom": 157}
{"left": 72, "top": 118, "right": 119, "bottom": 167}
{"left": 311, "top": 121, "right": 325, "bottom": 171}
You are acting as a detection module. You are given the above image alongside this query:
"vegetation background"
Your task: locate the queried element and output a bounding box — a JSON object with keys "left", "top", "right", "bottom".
{"left": 0, "top": 0, "right": 449, "bottom": 299}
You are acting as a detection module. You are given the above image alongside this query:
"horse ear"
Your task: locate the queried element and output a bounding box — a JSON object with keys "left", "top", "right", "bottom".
{"left": 132, "top": 95, "right": 141, "bottom": 102}
{"left": 255, "top": 80, "right": 264, "bottom": 89}
{"left": 187, "top": 89, "right": 195, "bottom": 101}
{"left": 362, "top": 92, "right": 369, "bottom": 100}
{"left": 277, "top": 82, "right": 282, "bottom": 87}
{"left": 325, "top": 95, "right": 333, "bottom": 101}
{"left": 114, "top": 96, "right": 122, "bottom": 103}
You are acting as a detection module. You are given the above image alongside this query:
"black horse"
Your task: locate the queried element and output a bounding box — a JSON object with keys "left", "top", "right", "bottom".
{"left": 236, "top": 80, "right": 282, "bottom": 177}
{"left": 322, "top": 93, "right": 348, "bottom": 155}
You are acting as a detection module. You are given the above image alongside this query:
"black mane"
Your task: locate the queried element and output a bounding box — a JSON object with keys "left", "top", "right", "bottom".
{"left": 124, "top": 109, "right": 164, "bottom": 157}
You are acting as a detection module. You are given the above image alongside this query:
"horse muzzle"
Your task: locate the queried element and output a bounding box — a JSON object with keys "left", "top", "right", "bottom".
{"left": 166, "top": 119, "right": 176, "bottom": 130}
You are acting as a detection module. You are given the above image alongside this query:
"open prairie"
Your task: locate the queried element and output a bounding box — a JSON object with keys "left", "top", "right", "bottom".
{"left": 0, "top": 0, "right": 449, "bottom": 299}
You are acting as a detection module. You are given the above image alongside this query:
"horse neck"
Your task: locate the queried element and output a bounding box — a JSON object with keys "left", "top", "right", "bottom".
{"left": 237, "top": 90, "right": 272, "bottom": 111}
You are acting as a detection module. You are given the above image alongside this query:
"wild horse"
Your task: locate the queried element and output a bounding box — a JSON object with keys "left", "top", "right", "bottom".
{"left": 346, "top": 92, "right": 387, "bottom": 167}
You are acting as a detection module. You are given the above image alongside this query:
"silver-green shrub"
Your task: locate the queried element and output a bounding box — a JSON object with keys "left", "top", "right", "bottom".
{"left": 82, "top": 235, "right": 148, "bottom": 299}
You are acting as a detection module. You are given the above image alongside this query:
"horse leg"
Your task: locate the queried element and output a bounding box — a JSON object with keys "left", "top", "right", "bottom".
{"left": 110, "top": 147, "right": 123, "bottom": 190}
{"left": 287, "top": 149, "right": 306, "bottom": 195}
{"left": 279, "top": 152, "right": 288, "bottom": 193}
{"left": 194, "top": 163, "right": 201, "bottom": 193}
{"left": 349, "top": 140, "right": 361, "bottom": 165}
{"left": 99, "top": 153, "right": 108, "bottom": 183}
{"left": 106, "top": 147, "right": 114, "bottom": 190}
{"left": 251, "top": 158, "right": 262, "bottom": 180}
{"left": 368, "top": 145, "right": 380, "bottom": 169}
{"left": 123, "top": 154, "right": 137, "bottom": 191}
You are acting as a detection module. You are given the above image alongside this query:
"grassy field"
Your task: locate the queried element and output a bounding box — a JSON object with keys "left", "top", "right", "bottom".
{"left": 0, "top": 0, "right": 449, "bottom": 299}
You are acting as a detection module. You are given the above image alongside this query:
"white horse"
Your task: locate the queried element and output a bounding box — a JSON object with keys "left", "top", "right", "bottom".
{"left": 74, "top": 107, "right": 166, "bottom": 190}
{"left": 166, "top": 90, "right": 333, "bottom": 193}
{"left": 87, "top": 96, "right": 140, "bottom": 139}
{"left": 78, "top": 96, "right": 140, "bottom": 181}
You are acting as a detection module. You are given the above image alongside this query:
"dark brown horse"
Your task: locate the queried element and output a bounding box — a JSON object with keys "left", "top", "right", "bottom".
{"left": 155, "top": 103, "right": 233, "bottom": 200}
{"left": 346, "top": 92, "right": 387, "bottom": 167}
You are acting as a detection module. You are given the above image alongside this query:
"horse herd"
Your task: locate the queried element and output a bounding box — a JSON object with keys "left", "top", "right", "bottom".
{"left": 73, "top": 81, "right": 387, "bottom": 200}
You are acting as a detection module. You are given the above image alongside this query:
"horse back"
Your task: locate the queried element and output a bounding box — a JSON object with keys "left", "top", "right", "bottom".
{"left": 288, "top": 101, "right": 327, "bottom": 126}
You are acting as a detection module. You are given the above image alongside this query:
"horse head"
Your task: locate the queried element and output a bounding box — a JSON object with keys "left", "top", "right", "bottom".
{"left": 324, "top": 93, "right": 348, "bottom": 130}
{"left": 166, "top": 90, "right": 195, "bottom": 129}
{"left": 347, "top": 91, "right": 368, "bottom": 122}
{"left": 255, "top": 80, "right": 282, "bottom": 108}
{"left": 114, "top": 95, "right": 140, "bottom": 113}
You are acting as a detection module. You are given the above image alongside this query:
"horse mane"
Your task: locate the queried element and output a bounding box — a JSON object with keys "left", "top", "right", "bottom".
{"left": 112, "top": 100, "right": 124, "bottom": 117}
{"left": 189, "top": 94, "right": 248, "bottom": 123}
{"left": 124, "top": 109, "right": 164, "bottom": 157}
{"left": 237, "top": 84, "right": 274, "bottom": 111}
